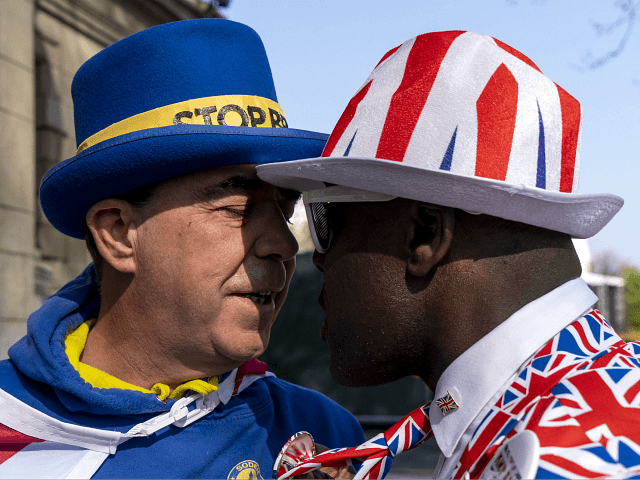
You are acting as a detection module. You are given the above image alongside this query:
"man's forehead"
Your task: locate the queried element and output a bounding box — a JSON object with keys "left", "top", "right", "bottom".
{"left": 202, "top": 171, "right": 264, "bottom": 196}
{"left": 188, "top": 165, "right": 300, "bottom": 202}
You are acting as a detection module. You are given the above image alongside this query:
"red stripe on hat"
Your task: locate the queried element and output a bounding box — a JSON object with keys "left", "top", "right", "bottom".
{"left": 322, "top": 80, "right": 373, "bottom": 157}
{"left": 475, "top": 63, "right": 519, "bottom": 181}
{"left": 492, "top": 38, "right": 543, "bottom": 73}
{"left": 375, "top": 45, "right": 401, "bottom": 68}
{"left": 556, "top": 84, "right": 581, "bottom": 193}
{"left": 375, "top": 31, "right": 465, "bottom": 162}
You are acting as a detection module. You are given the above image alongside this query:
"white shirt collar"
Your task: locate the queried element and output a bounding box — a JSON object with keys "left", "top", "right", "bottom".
{"left": 429, "top": 278, "right": 598, "bottom": 457}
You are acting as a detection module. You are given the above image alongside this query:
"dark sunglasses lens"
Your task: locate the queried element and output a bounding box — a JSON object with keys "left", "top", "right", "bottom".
{"left": 310, "top": 202, "right": 331, "bottom": 251}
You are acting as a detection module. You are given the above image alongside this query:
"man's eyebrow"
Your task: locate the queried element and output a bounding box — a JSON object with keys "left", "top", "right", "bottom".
{"left": 196, "top": 175, "right": 264, "bottom": 200}
{"left": 195, "top": 175, "right": 301, "bottom": 202}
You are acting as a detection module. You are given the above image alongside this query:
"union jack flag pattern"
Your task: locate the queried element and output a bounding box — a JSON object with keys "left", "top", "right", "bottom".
{"left": 0, "top": 423, "right": 109, "bottom": 478}
{"left": 275, "top": 405, "right": 433, "bottom": 479}
{"left": 450, "top": 309, "right": 640, "bottom": 479}
{"left": 322, "top": 31, "right": 582, "bottom": 195}
{"left": 0, "top": 423, "right": 43, "bottom": 466}
{"left": 436, "top": 391, "right": 461, "bottom": 416}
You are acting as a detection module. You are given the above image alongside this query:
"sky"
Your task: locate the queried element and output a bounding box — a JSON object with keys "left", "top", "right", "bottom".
{"left": 224, "top": 0, "right": 640, "bottom": 270}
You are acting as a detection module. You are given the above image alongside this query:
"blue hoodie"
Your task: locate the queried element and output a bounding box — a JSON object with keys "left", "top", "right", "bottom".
{"left": 0, "top": 265, "right": 364, "bottom": 478}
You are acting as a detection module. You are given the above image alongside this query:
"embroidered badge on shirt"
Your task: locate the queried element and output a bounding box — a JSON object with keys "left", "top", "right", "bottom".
{"left": 227, "top": 460, "right": 264, "bottom": 480}
{"left": 436, "top": 391, "right": 460, "bottom": 415}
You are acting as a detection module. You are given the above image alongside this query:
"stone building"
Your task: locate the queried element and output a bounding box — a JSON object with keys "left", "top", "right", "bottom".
{"left": 0, "top": 0, "right": 223, "bottom": 358}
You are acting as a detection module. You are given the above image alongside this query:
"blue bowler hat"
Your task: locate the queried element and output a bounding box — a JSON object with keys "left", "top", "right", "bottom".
{"left": 40, "top": 18, "right": 328, "bottom": 239}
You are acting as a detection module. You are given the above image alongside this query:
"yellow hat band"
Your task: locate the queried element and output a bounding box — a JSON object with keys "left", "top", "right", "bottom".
{"left": 77, "top": 94, "right": 288, "bottom": 154}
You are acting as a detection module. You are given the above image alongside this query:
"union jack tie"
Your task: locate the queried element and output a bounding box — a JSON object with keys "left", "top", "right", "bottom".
{"left": 275, "top": 404, "right": 433, "bottom": 479}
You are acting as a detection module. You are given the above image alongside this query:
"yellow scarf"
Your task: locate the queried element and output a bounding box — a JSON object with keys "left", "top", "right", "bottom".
{"left": 64, "top": 321, "right": 218, "bottom": 401}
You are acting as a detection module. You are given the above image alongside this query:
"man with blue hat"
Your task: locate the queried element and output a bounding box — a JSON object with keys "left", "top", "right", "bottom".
{"left": 0, "top": 19, "right": 363, "bottom": 478}
{"left": 260, "top": 32, "right": 640, "bottom": 479}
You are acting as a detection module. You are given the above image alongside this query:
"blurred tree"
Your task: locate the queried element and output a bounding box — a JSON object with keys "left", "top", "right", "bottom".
{"left": 584, "top": 0, "right": 639, "bottom": 69}
{"left": 591, "top": 251, "right": 640, "bottom": 332}
{"left": 623, "top": 267, "right": 640, "bottom": 329}
{"left": 508, "top": 0, "right": 639, "bottom": 69}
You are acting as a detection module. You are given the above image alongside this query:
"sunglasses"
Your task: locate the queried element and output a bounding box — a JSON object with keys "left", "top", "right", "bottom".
{"left": 302, "top": 186, "right": 396, "bottom": 254}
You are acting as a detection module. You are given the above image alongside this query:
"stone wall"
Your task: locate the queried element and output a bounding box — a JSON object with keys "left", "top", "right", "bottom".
{"left": 0, "top": 0, "right": 220, "bottom": 358}
{"left": 0, "top": 0, "right": 38, "bottom": 357}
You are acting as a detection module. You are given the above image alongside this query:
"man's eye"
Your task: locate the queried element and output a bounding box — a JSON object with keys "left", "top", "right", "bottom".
{"left": 222, "top": 207, "right": 249, "bottom": 218}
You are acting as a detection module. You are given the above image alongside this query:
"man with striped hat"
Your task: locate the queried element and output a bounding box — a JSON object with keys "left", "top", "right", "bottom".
{"left": 0, "top": 19, "right": 364, "bottom": 478}
{"left": 259, "top": 31, "right": 637, "bottom": 479}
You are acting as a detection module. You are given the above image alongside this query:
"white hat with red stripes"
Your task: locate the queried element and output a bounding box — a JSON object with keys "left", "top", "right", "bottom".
{"left": 257, "top": 31, "right": 623, "bottom": 238}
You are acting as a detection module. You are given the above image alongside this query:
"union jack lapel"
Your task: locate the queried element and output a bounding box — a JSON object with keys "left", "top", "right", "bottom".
{"left": 435, "top": 391, "right": 460, "bottom": 416}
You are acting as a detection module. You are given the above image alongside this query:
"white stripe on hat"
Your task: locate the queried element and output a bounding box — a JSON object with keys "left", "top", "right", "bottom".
{"left": 329, "top": 37, "right": 417, "bottom": 158}
{"left": 404, "top": 32, "right": 503, "bottom": 177}
{"left": 536, "top": 83, "right": 563, "bottom": 192}
{"left": 495, "top": 40, "right": 563, "bottom": 191}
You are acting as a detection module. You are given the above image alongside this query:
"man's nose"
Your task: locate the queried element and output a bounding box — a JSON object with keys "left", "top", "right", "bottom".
{"left": 312, "top": 248, "right": 325, "bottom": 273}
{"left": 255, "top": 207, "right": 299, "bottom": 262}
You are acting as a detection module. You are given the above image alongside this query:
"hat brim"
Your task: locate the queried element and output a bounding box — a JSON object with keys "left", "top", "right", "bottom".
{"left": 256, "top": 157, "right": 624, "bottom": 239}
{"left": 41, "top": 125, "right": 329, "bottom": 239}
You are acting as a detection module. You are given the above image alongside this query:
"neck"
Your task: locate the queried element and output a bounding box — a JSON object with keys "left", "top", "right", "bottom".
{"left": 81, "top": 271, "right": 238, "bottom": 390}
{"left": 419, "top": 246, "right": 581, "bottom": 390}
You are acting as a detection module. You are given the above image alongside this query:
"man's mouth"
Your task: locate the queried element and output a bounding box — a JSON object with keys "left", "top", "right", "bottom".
{"left": 237, "top": 292, "right": 273, "bottom": 305}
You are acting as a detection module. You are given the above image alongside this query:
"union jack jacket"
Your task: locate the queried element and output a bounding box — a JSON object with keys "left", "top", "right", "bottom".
{"left": 445, "top": 309, "right": 640, "bottom": 478}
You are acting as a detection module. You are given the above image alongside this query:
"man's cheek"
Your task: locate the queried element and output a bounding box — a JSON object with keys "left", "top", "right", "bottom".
{"left": 285, "top": 257, "right": 296, "bottom": 283}
{"left": 276, "top": 258, "right": 295, "bottom": 305}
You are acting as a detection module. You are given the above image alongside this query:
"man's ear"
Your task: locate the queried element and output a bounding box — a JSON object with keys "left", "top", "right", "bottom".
{"left": 407, "top": 203, "right": 455, "bottom": 277}
{"left": 86, "top": 199, "right": 139, "bottom": 274}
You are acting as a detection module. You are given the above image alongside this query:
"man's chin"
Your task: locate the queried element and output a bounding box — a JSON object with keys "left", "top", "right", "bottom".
{"left": 228, "top": 346, "right": 266, "bottom": 364}
{"left": 214, "top": 337, "right": 269, "bottom": 367}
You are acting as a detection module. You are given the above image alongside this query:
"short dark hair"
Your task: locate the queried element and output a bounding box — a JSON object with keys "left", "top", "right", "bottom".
{"left": 85, "top": 182, "right": 160, "bottom": 284}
